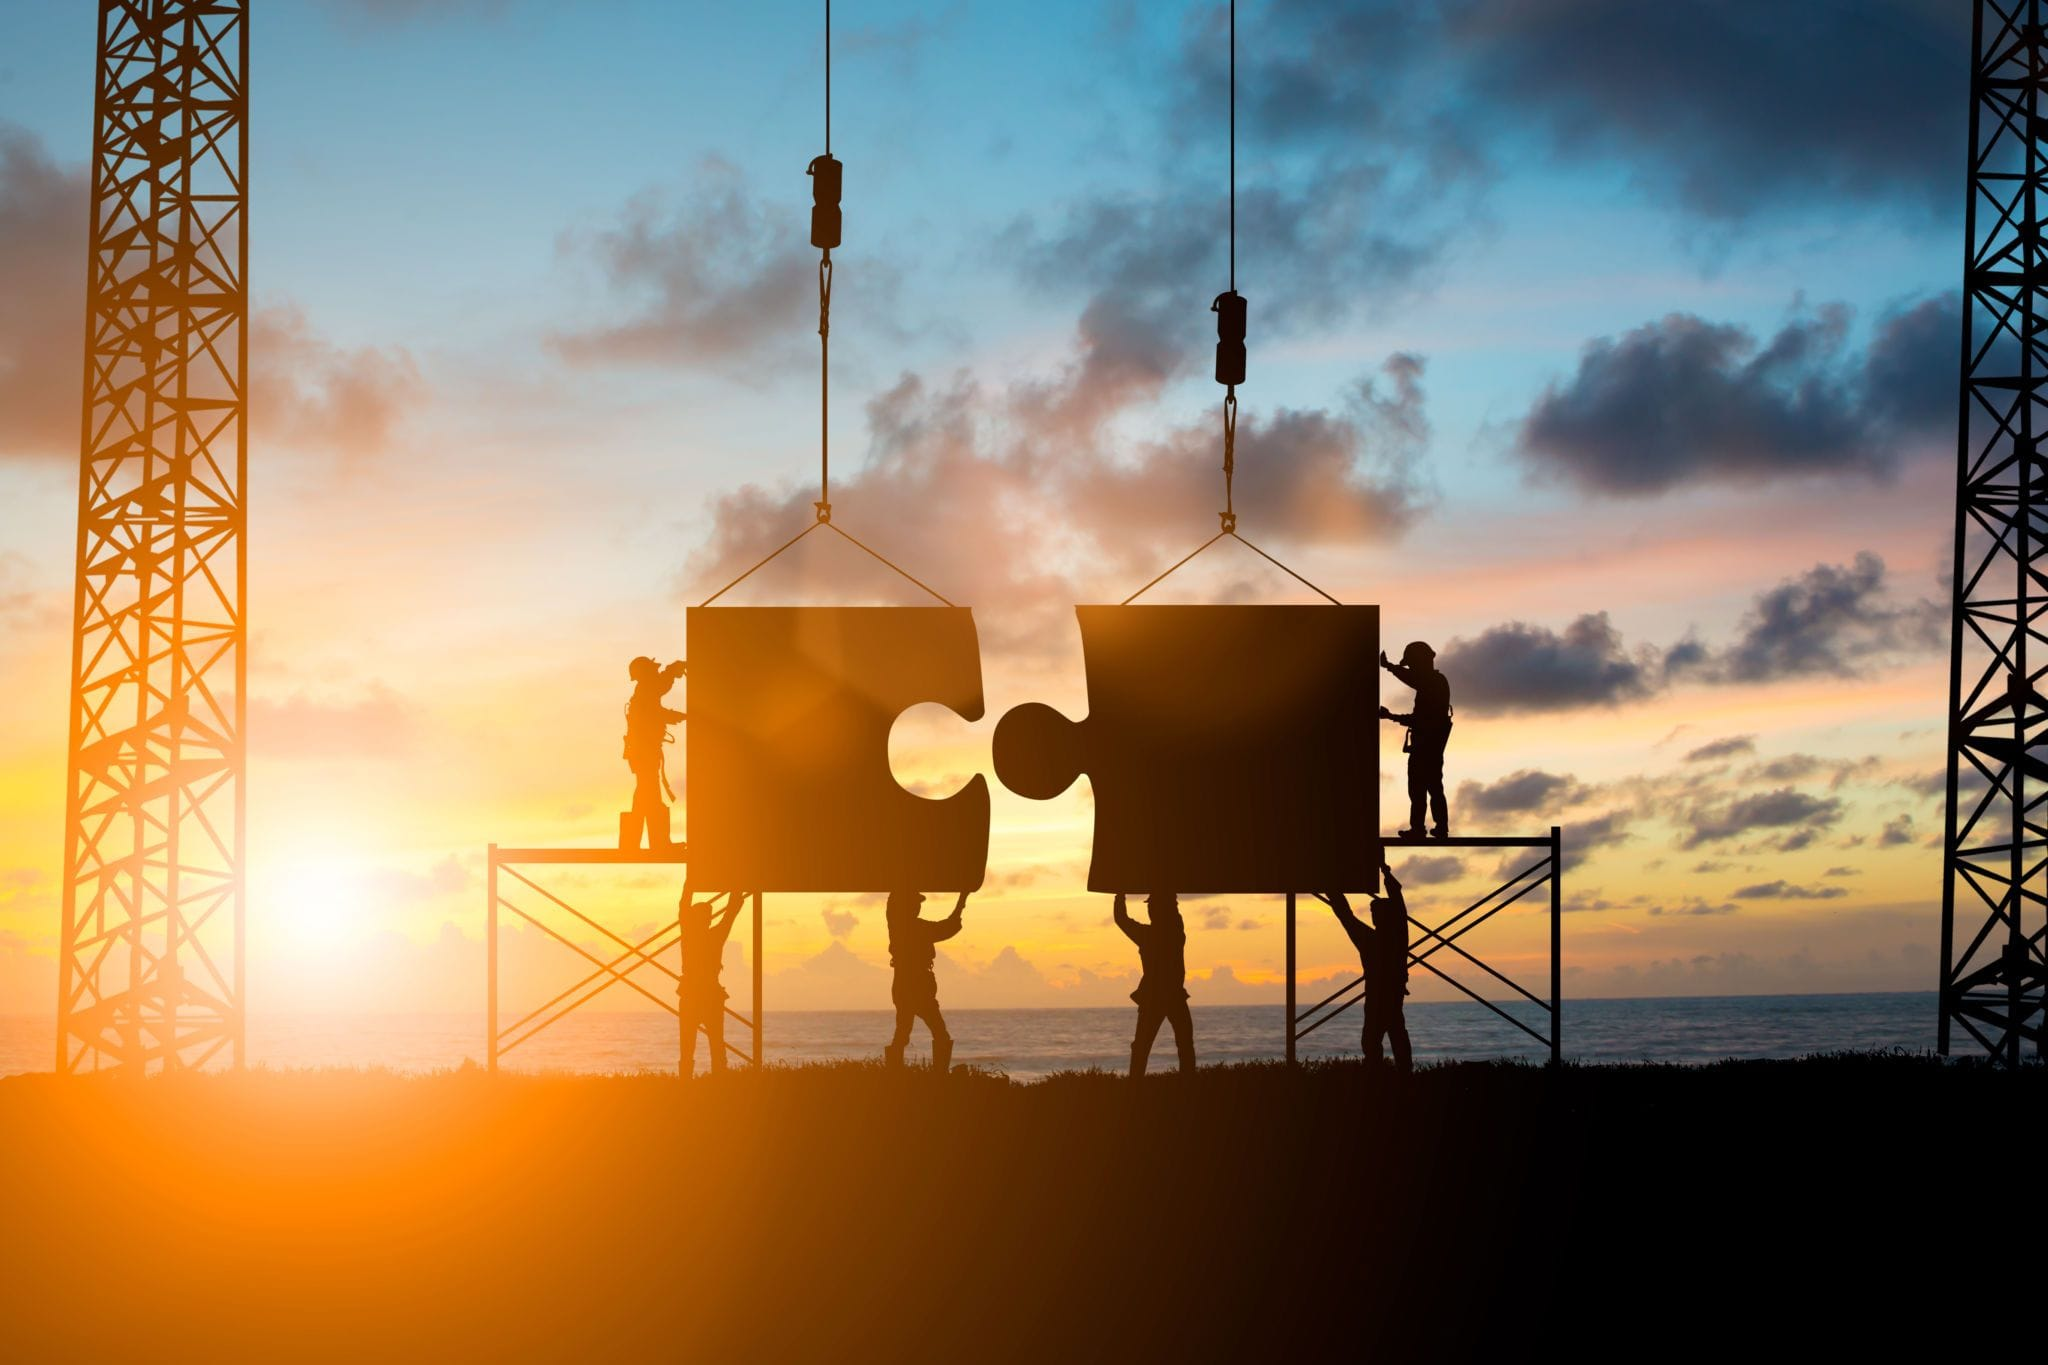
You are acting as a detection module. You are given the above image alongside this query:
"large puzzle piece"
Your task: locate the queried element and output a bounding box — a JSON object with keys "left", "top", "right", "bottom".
{"left": 686, "top": 606, "right": 989, "bottom": 892}
{"left": 993, "top": 605, "right": 1380, "bottom": 893}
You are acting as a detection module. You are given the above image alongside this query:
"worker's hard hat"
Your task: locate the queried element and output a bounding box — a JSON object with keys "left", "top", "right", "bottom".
{"left": 1401, "top": 641, "right": 1436, "bottom": 667}
{"left": 628, "top": 655, "right": 659, "bottom": 680}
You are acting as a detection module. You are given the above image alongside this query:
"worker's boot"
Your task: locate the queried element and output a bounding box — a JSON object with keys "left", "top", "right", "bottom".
{"left": 931, "top": 1036, "right": 953, "bottom": 1077}
{"left": 1399, "top": 798, "right": 1427, "bottom": 842}
{"left": 647, "top": 805, "right": 673, "bottom": 852}
{"left": 884, "top": 1043, "right": 905, "bottom": 1069}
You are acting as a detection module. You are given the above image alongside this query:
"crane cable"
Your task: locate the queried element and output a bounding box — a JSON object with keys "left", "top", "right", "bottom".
{"left": 1217, "top": 0, "right": 1240, "bottom": 534}
{"left": 698, "top": 0, "right": 954, "bottom": 608}
{"left": 815, "top": 0, "right": 835, "bottom": 523}
{"left": 1123, "top": 0, "right": 1337, "bottom": 607}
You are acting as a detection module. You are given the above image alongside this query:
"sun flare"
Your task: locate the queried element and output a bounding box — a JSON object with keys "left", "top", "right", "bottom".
{"left": 269, "top": 859, "right": 365, "bottom": 956}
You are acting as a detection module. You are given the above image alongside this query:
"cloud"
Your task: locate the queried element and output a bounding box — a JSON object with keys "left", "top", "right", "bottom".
{"left": 1445, "top": 555, "right": 1939, "bottom": 716}
{"left": 1685, "top": 736, "right": 1756, "bottom": 763}
{"left": 1013, "top": 179, "right": 1449, "bottom": 403}
{"left": 767, "top": 940, "right": 891, "bottom": 1010}
{"left": 0, "top": 866, "right": 54, "bottom": 922}
{"left": 365, "top": 856, "right": 471, "bottom": 908}
{"left": 1449, "top": 0, "right": 1964, "bottom": 222}
{"left": 1002, "top": 4, "right": 1489, "bottom": 412}
{"left": 0, "top": 125, "right": 85, "bottom": 460}
{"left": 0, "top": 128, "right": 421, "bottom": 465}
{"left": 550, "top": 158, "right": 900, "bottom": 374}
{"left": 1569, "top": 810, "right": 1634, "bottom": 857}
{"left": 1646, "top": 898, "right": 1737, "bottom": 917}
{"left": 1679, "top": 553, "right": 1943, "bottom": 684}
{"left": 821, "top": 905, "right": 857, "bottom": 940}
{"left": 1173, "top": 2, "right": 1957, "bottom": 245}
{"left": 248, "top": 685, "right": 418, "bottom": 759}
{"left": 1515, "top": 296, "right": 1956, "bottom": 496}
{"left": 1879, "top": 814, "right": 1915, "bottom": 848}
{"left": 0, "top": 553, "right": 63, "bottom": 632}
{"left": 683, "top": 355, "right": 1429, "bottom": 647}
{"left": 1745, "top": 755, "right": 1828, "bottom": 783}
{"left": 1684, "top": 788, "right": 1843, "bottom": 848}
{"left": 251, "top": 306, "right": 426, "bottom": 459}
{"left": 1455, "top": 769, "right": 1588, "bottom": 818}
{"left": 1391, "top": 854, "right": 1465, "bottom": 886}
{"left": 1439, "top": 613, "right": 1656, "bottom": 714}
{"left": 1735, "top": 754, "right": 1881, "bottom": 792}
{"left": 1730, "top": 880, "right": 1849, "bottom": 902}
{"left": 1066, "top": 355, "right": 1434, "bottom": 548}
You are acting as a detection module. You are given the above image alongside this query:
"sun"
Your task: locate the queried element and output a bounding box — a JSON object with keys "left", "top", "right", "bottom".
{"left": 270, "top": 859, "right": 366, "bottom": 956}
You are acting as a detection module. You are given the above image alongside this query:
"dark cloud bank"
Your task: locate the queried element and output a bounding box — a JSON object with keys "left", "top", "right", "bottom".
{"left": 1444, "top": 553, "right": 1944, "bottom": 717}
{"left": 1517, "top": 296, "right": 1958, "bottom": 496}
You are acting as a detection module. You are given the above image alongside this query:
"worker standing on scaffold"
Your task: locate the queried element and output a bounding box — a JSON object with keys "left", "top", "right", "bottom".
{"left": 623, "top": 656, "right": 686, "bottom": 851}
{"left": 884, "top": 891, "right": 967, "bottom": 1076}
{"left": 679, "top": 888, "right": 745, "bottom": 1077}
{"left": 1380, "top": 640, "right": 1453, "bottom": 841}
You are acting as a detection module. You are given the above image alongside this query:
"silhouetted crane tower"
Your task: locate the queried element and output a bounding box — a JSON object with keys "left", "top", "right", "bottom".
{"left": 1943, "top": 1, "right": 2048, "bottom": 1060}
{"left": 57, "top": 0, "right": 247, "bottom": 1072}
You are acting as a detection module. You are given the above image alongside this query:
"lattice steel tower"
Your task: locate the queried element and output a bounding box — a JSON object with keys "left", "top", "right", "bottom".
{"left": 58, "top": 0, "right": 247, "bottom": 1072}
{"left": 1943, "top": 1, "right": 2048, "bottom": 1060}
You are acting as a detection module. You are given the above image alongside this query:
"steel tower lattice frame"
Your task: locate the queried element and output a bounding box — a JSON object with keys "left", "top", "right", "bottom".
{"left": 57, "top": 0, "right": 248, "bottom": 1073}
{"left": 1943, "top": 1, "right": 2048, "bottom": 1061}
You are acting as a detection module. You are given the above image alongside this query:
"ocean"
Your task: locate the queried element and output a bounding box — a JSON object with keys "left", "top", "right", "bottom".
{"left": 2, "top": 991, "right": 1943, "bottom": 1081}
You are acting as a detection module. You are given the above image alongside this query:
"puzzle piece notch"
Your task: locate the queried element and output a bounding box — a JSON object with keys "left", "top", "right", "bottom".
{"left": 994, "top": 604, "right": 1380, "bottom": 895}
{"left": 686, "top": 606, "right": 990, "bottom": 893}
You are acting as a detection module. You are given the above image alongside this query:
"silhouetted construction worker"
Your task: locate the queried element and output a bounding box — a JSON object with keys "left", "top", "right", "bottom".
{"left": 885, "top": 890, "right": 967, "bottom": 1074}
{"left": 1115, "top": 892, "right": 1195, "bottom": 1077}
{"left": 1380, "top": 640, "right": 1453, "bottom": 840}
{"left": 1326, "top": 863, "right": 1412, "bottom": 1072}
{"left": 679, "top": 888, "right": 744, "bottom": 1077}
{"left": 623, "top": 656, "right": 686, "bottom": 850}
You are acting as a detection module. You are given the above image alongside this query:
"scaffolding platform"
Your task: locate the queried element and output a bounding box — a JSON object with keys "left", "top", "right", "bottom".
{"left": 485, "top": 843, "right": 763, "bottom": 1074}
{"left": 1285, "top": 827, "right": 1562, "bottom": 1064}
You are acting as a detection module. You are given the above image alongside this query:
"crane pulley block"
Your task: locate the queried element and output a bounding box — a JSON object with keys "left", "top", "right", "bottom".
{"left": 1212, "top": 289, "right": 1246, "bottom": 386}
{"left": 809, "top": 153, "right": 842, "bottom": 249}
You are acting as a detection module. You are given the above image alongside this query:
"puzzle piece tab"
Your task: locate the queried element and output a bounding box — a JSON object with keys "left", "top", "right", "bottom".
{"left": 686, "top": 606, "right": 990, "bottom": 892}
{"left": 993, "top": 605, "right": 1379, "bottom": 894}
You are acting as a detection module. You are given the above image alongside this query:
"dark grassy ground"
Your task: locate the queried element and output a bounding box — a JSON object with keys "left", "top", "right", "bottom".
{"left": 0, "top": 1054, "right": 2037, "bottom": 1361}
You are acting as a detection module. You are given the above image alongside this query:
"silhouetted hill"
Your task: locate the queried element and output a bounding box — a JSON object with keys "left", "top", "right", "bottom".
{"left": 0, "top": 1055, "right": 2036, "bottom": 1360}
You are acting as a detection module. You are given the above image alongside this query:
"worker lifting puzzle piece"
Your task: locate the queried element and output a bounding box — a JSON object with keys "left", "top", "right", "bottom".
{"left": 993, "top": 604, "right": 1380, "bottom": 894}
{"left": 686, "top": 606, "right": 990, "bottom": 892}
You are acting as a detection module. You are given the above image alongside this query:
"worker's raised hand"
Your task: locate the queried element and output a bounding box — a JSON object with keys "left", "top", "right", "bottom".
{"left": 952, "top": 890, "right": 969, "bottom": 915}
{"left": 1378, "top": 650, "right": 1391, "bottom": 669}
{"left": 1113, "top": 892, "right": 1127, "bottom": 915}
{"left": 1378, "top": 705, "right": 1394, "bottom": 720}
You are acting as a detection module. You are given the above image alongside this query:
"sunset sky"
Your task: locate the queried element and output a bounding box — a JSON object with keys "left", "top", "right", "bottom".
{"left": 0, "top": 0, "right": 1968, "bottom": 1030}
